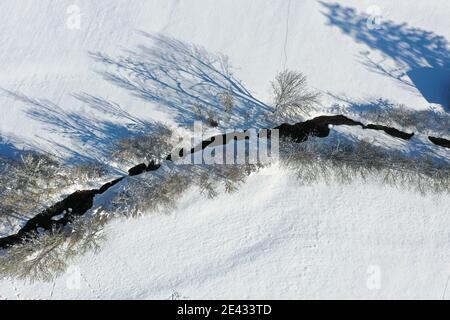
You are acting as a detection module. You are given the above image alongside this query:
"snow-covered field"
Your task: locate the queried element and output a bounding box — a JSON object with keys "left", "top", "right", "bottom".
{"left": 2, "top": 0, "right": 450, "bottom": 160}
{"left": 1, "top": 0, "right": 450, "bottom": 299}
{"left": 1, "top": 165, "right": 449, "bottom": 300}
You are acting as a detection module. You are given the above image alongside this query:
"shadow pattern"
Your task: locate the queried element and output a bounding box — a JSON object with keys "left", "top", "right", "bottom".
{"left": 320, "top": 2, "right": 450, "bottom": 107}
{"left": 91, "top": 33, "right": 273, "bottom": 129}
{"left": 2, "top": 90, "right": 157, "bottom": 166}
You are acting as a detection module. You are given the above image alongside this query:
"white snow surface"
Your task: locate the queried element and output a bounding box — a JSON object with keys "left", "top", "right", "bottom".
{"left": 1, "top": 0, "right": 450, "bottom": 299}
{"left": 1, "top": 165, "right": 450, "bottom": 299}
{"left": 1, "top": 0, "right": 450, "bottom": 160}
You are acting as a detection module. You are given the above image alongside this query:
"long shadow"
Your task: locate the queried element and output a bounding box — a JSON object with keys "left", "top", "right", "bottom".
{"left": 1, "top": 90, "right": 158, "bottom": 166}
{"left": 327, "top": 92, "right": 450, "bottom": 137}
{"left": 320, "top": 1, "right": 450, "bottom": 108}
{"left": 1, "top": 34, "right": 273, "bottom": 167}
{"left": 90, "top": 32, "right": 273, "bottom": 129}
{"left": 324, "top": 92, "right": 450, "bottom": 162}
{"left": 0, "top": 136, "right": 29, "bottom": 161}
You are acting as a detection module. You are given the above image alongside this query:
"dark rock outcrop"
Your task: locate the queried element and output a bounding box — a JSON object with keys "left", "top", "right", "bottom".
{"left": 429, "top": 136, "right": 450, "bottom": 149}
{"left": 364, "top": 124, "right": 414, "bottom": 140}
{"left": 128, "top": 163, "right": 148, "bottom": 176}
{"left": 146, "top": 160, "right": 161, "bottom": 171}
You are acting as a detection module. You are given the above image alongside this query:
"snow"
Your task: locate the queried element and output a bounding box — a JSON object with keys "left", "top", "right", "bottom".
{"left": 1, "top": 0, "right": 450, "bottom": 299}
{"left": 2, "top": 0, "right": 450, "bottom": 161}
{"left": 1, "top": 165, "right": 449, "bottom": 299}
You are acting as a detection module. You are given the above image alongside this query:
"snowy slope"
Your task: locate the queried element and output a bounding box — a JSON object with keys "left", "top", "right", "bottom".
{"left": 1, "top": 0, "right": 450, "bottom": 300}
{"left": 1, "top": 164, "right": 449, "bottom": 300}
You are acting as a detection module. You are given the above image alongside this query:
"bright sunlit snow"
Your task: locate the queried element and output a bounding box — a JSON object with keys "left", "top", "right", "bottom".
{"left": 1, "top": 0, "right": 450, "bottom": 300}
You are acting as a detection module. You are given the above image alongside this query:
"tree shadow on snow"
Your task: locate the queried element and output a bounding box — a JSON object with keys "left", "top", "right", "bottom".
{"left": 1, "top": 89, "right": 159, "bottom": 167}
{"left": 0, "top": 136, "right": 34, "bottom": 161}
{"left": 1, "top": 34, "right": 273, "bottom": 165}
{"left": 90, "top": 32, "right": 273, "bottom": 129}
{"left": 320, "top": 1, "right": 450, "bottom": 109}
{"left": 324, "top": 92, "right": 450, "bottom": 162}
{"left": 326, "top": 91, "right": 450, "bottom": 135}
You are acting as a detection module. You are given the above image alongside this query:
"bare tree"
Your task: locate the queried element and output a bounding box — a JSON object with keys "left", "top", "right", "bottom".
{"left": 0, "top": 215, "right": 106, "bottom": 282}
{"left": 0, "top": 153, "right": 108, "bottom": 232}
{"left": 281, "top": 137, "right": 450, "bottom": 194}
{"left": 192, "top": 103, "right": 220, "bottom": 127}
{"left": 219, "top": 91, "right": 234, "bottom": 114}
{"left": 331, "top": 100, "right": 450, "bottom": 138}
{"left": 272, "top": 70, "right": 319, "bottom": 120}
{"left": 112, "top": 124, "right": 174, "bottom": 166}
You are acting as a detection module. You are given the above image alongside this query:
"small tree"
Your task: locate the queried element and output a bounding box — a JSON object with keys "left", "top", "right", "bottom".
{"left": 112, "top": 124, "right": 174, "bottom": 166}
{"left": 272, "top": 70, "right": 319, "bottom": 120}
{"left": 192, "top": 103, "right": 219, "bottom": 127}
{"left": 219, "top": 91, "right": 234, "bottom": 113}
{"left": 0, "top": 152, "right": 108, "bottom": 230}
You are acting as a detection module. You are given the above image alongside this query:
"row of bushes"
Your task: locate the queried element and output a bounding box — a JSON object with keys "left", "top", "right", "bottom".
{"left": 281, "top": 137, "right": 450, "bottom": 195}
{"left": 0, "top": 153, "right": 108, "bottom": 235}
{"left": 0, "top": 160, "right": 261, "bottom": 281}
{"left": 1, "top": 64, "right": 448, "bottom": 282}
{"left": 0, "top": 124, "right": 177, "bottom": 235}
{"left": 3, "top": 131, "right": 450, "bottom": 281}
{"left": 331, "top": 100, "right": 450, "bottom": 138}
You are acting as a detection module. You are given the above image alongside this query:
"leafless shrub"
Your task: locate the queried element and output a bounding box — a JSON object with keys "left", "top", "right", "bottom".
{"left": 0, "top": 153, "right": 109, "bottom": 233}
{"left": 110, "top": 172, "right": 190, "bottom": 216}
{"left": 192, "top": 90, "right": 235, "bottom": 127}
{"left": 0, "top": 215, "right": 106, "bottom": 282}
{"left": 281, "top": 137, "right": 450, "bottom": 194}
{"left": 206, "top": 112, "right": 219, "bottom": 127}
{"left": 0, "top": 231, "right": 68, "bottom": 282}
{"left": 3, "top": 121, "right": 449, "bottom": 283}
{"left": 112, "top": 125, "right": 174, "bottom": 166}
{"left": 71, "top": 162, "right": 108, "bottom": 182}
{"left": 0, "top": 153, "right": 66, "bottom": 231}
{"left": 198, "top": 171, "right": 219, "bottom": 199}
{"left": 108, "top": 162, "right": 260, "bottom": 217}
{"left": 272, "top": 70, "right": 320, "bottom": 121}
{"left": 331, "top": 101, "right": 450, "bottom": 138}
{"left": 193, "top": 103, "right": 220, "bottom": 127}
{"left": 219, "top": 91, "right": 234, "bottom": 114}
{"left": 197, "top": 164, "right": 260, "bottom": 198}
